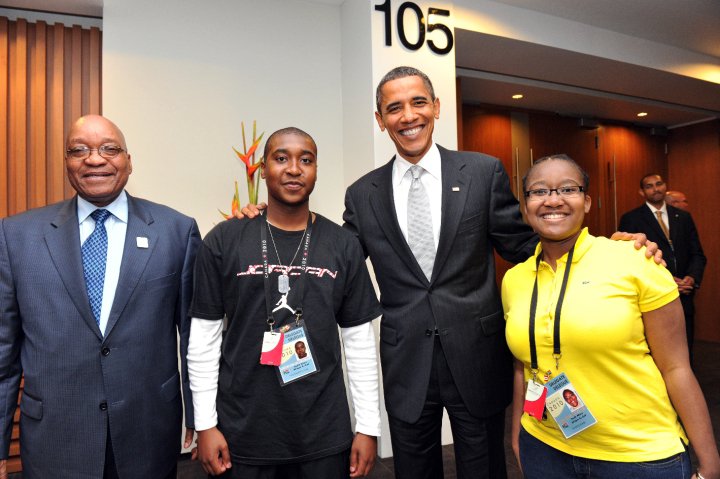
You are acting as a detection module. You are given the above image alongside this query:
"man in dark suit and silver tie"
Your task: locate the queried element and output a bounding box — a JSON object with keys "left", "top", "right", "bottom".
{"left": 0, "top": 115, "right": 200, "bottom": 478}
{"left": 619, "top": 173, "right": 706, "bottom": 363}
{"left": 343, "top": 66, "right": 538, "bottom": 479}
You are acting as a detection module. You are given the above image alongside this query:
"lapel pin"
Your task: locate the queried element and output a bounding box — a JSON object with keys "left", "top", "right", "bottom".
{"left": 452, "top": 186, "right": 460, "bottom": 192}
{"left": 136, "top": 237, "right": 149, "bottom": 249}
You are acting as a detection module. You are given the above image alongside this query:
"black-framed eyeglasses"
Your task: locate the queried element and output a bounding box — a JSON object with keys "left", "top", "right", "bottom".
{"left": 524, "top": 185, "right": 585, "bottom": 199}
{"left": 65, "top": 145, "right": 126, "bottom": 161}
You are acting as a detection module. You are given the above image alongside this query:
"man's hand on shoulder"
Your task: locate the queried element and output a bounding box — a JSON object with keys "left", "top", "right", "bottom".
{"left": 350, "top": 433, "right": 377, "bottom": 477}
{"left": 610, "top": 231, "right": 665, "bottom": 266}
{"left": 234, "top": 202, "right": 266, "bottom": 219}
{"left": 0, "top": 458, "right": 7, "bottom": 479}
{"left": 196, "top": 427, "right": 232, "bottom": 476}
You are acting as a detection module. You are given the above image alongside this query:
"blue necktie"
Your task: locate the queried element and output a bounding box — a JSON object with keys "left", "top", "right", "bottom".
{"left": 82, "top": 209, "right": 111, "bottom": 325}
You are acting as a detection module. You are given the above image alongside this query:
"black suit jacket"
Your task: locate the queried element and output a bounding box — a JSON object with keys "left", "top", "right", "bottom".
{"left": 343, "top": 145, "right": 537, "bottom": 423}
{"left": 619, "top": 204, "right": 706, "bottom": 284}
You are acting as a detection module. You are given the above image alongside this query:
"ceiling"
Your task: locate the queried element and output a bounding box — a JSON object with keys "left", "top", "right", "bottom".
{"left": 3, "top": 0, "right": 719, "bottom": 128}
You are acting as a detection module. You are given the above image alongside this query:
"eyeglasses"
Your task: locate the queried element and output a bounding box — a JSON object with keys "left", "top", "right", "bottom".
{"left": 524, "top": 185, "right": 585, "bottom": 199}
{"left": 65, "top": 145, "right": 126, "bottom": 161}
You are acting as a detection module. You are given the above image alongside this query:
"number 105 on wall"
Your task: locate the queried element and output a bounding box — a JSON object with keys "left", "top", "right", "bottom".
{"left": 374, "top": 0, "right": 454, "bottom": 55}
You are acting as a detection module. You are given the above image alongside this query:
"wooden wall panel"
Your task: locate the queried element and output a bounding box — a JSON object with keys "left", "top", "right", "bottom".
{"left": 1, "top": 16, "right": 102, "bottom": 473}
{"left": 0, "top": 17, "right": 8, "bottom": 218}
{"left": 1, "top": 16, "right": 101, "bottom": 220}
{"left": 528, "top": 113, "right": 603, "bottom": 235}
{"left": 598, "top": 125, "right": 666, "bottom": 233}
{"left": 462, "top": 105, "right": 515, "bottom": 284}
{"left": 667, "top": 120, "right": 720, "bottom": 343}
{"left": 462, "top": 104, "right": 513, "bottom": 173}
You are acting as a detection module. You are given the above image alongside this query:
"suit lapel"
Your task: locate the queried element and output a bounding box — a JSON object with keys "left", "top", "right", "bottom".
{"left": 433, "top": 147, "right": 470, "bottom": 283}
{"left": 369, "top": 158, "right": 429, "bottom": 284}
{"left": 641, "top": 206, "right": 671, "bottom": 248}
{"left": 104, "top": 195, "right": 157, "bottom": 339}
{"left": 45, "top": 197, "right": 102, "bottom": 339}
{"left": 667, "top": 206, "right": 681, "bottom": 245}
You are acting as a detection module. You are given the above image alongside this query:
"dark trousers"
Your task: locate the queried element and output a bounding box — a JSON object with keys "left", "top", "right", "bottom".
{"left": 388, "top": 337, "right": 507, "bottom": 479}
{"left": 217, "top": 449, "right": 351, "bottom": 479}
{"left": 103, "top": 427, "right": 178, "bottom": 479}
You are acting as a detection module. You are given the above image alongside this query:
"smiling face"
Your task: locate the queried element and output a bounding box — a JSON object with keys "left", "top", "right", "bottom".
{"left": 524, "top": 159, "right": 591, "bottom": 245}
{"left": 262, "top": 132, "right": 317, "bottom": 208}
{"left": 65, "top": 115, "right": 132, "bottom": 207}
{"left": 375, "top": 75, "right": 440, "bottom": 164}
{"left": 563, "top": 390, "right": 579, "bottom": 408}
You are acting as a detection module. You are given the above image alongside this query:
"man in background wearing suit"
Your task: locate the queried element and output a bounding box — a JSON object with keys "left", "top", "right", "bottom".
{"left": 343, "top": 66, "right": 537, "bottom": 479}
{"left": 0, "top": 115, "right": 200, "bottom": 478}
{"left": 619, "top": 174, "right": 706, "bottom": 364}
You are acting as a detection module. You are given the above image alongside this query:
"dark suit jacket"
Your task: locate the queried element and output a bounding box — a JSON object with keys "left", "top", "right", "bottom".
{"left": 343, "top": 145, "right": 537, "bottom": 423}
{"left": 0, "top": 194, "right": 200, "bottom": 478}
{"left": 618, "top": 204, "right": 706, "bottom": 284}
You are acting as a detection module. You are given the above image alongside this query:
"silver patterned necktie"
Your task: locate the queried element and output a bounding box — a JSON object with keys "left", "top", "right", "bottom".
{"left": 82, "top": 209, "right": 111, "bottom": 325}
{"left": 407, "top": 165, "right": 436, "bottom": 280}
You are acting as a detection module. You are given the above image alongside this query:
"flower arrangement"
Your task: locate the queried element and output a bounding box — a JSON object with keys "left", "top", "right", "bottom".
{"left": 219, "top": 121, "right": 264, "bottom": 219}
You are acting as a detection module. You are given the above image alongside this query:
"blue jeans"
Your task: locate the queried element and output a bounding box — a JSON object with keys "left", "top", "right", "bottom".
{"left": 519, "top": 427, "right": 692, "bottom": 479}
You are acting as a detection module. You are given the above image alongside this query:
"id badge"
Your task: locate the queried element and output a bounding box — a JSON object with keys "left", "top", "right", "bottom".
{"left": 275, "top": 319, "right": 319, "bottom": 386}
{"left": 259, "top": 331, "right": 284, "bottom": 366}
{"left": 543, "top": 372, "right": 597, "bottom": 438}
{"left": 523, "top": 380, "right": 547, "bottom": 421}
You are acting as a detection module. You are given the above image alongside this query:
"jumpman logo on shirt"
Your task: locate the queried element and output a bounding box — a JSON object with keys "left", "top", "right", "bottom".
{"left": 273, "top": 292, "right": 296, "bottom": 315}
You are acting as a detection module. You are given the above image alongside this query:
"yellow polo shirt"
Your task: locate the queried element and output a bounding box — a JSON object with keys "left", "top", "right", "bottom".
{"left": 502, "top": 228, "right": 686, "bottom": 461}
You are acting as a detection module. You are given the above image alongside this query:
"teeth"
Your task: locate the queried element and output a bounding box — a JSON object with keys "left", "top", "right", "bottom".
{"left": 401, "top": 126, "right": 422, "bottom": 136}
{"left": 542, "top": 213, "right": 566, "bottom": 219}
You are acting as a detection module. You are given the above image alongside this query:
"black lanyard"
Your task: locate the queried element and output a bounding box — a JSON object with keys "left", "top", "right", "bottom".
{"left": 260, "top": 212, "right": 313, "bottom": 330}
{"left": 528, "top": 245, "right": 574, "bottom": 381}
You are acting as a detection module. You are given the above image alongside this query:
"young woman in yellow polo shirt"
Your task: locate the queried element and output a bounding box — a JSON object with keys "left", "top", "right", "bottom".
{"left": 502, "top": 154, "right": 719, "bottom": 479}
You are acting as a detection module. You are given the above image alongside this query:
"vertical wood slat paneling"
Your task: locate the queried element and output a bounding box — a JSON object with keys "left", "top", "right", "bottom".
{"left": 9, "top": 19, "right": 28, "bottom": 216}
{"left": 0, "top": 17, "right": 8, "bottom": 218}
{"left": 1, "top": 16, "right": 101, "bottom": 220}
{"left": 29, "top": 21, "right": 47, "bottom": 209}
{"left": 47, "top": 22, "right": 66, "bottom": 204}
{"left": 1, "top": 16, "right": 102, "bottom": 474}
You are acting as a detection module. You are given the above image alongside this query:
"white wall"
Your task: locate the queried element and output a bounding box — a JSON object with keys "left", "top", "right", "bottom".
{"left": 103, "top": 0, "right": 346, "bottom": 235}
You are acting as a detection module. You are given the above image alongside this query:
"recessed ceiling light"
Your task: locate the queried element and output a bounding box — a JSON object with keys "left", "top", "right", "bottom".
{"left": 637, "top": 112, "right": 648, "bottom": 117}
{"left": 512, "top": 94, "right": 523, "bottom": 99}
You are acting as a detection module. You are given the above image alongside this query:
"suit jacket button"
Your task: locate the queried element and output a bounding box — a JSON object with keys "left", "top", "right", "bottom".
{"left": 425, "top": 329, "right": 433, "bottom": 337}
{"left": 99, "top": 402, "right": 108, "bottom": 411}
{"left": 101, "top": 347, "right": 110, "bottom": 356}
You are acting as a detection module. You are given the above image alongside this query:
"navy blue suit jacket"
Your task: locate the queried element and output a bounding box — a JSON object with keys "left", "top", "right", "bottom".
{"left": 0, "top": 194, "right": 200, "bottom": 478}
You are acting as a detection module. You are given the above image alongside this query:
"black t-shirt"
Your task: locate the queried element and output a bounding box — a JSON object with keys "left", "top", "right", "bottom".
{"left": 190, "top": 214, "right": 380, "bottom": 465}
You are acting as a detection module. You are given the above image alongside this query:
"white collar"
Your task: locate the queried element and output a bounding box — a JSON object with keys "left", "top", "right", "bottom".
{"left": 645, "top": 201, "right": 667, "bottom": 215}
{"left": 393, "top": 143, "right": 441, "bottom": 186}
{"left": 77, "top": 190, "right": 129, "bottom": 224}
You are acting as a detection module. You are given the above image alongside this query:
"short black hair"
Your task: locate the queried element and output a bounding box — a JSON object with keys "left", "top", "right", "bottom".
{"left": 375, "top": 66, "right": 435, "bottom": 113}
{"left": 522, "top": 154, "right": 590, "bottom": 192}
{"left": 639, "top": 173, "right": 663, "bottom": 189}
{"left": 263, "top": 127, "right": 317, "bottom": 160}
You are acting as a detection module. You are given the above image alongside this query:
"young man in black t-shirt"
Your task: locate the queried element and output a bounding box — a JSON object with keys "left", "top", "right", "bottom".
{"left": 188, "top": 127, "right": 381, "bottom": 478}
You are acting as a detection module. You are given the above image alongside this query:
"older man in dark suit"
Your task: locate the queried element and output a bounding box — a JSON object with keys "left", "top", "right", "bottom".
{"left": 0, "top": 115, "right": 200, "bottom": 478}
{"left": 343, "top": 66, "right": 537, "bottom": 479}
{"left": 619, "top": 173, "right": 706, "bottom": 362}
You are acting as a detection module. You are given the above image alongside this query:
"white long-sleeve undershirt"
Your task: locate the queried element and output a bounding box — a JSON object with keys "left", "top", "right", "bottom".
{"left": 187, "top": 317, "right": 381, "bottom": 437}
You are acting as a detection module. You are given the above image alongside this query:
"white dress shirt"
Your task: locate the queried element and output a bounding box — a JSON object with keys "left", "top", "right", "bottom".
{"left": 78, "top": 191, "right": 128, "bottom": 335}
{"left": 392, "top": 143, "right": 442, "bottom": 249}
{"left": 646, "top": 201, "right": 670, "bottom": 233}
